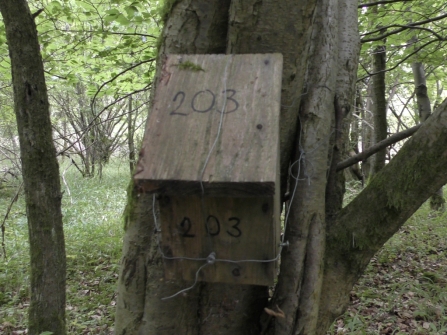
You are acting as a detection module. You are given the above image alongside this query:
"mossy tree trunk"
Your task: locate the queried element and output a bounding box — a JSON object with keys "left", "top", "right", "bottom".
{"left": 0, "top": 2, "right": 66, "bottom": 335}
{"left": 115, "top": 1, "right": 447, "bottom": 334}
{"left": 412, "top": 62, "right": 444, "bottom": 211}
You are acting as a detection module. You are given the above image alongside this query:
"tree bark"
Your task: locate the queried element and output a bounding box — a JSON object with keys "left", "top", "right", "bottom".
{"left": 345, "top": 91, "right": 364, "bottom": 181}
{"left": 370, "top": 45, "right": 388, "bottom": 174}
{"left": 412, "top": 62, "right": 431, "bottom": 122}
{"left": 0, "top": 2, "right": 66, "bottom": 335}
{"left": 265, "top": 0, "right": 338, "bottom": 334}
{"left": 325, "top": 0, "right": 360, "bottom": 218}
{"left": 360, "top": 81, "right": 374, "bottom": 178}
{"left": 411, "top": 62, "right": 444, "bottom": 211}
{"left": 128, "top": 95, "right": 136, "bottom": 173}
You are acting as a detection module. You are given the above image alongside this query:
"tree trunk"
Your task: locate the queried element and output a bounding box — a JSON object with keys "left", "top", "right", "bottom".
{"left": 412, "top": 62, "right": 431, "bottom": 122}
{"left": 370, "top": 45, "right": 387, "bottom": 175}
{"left": 326, "top": 0, "right": 360, "bottom": 217}
{"left": 0, "top": 2, "right": 66, "bottom": 335}
{"left": 128, "top": 95, "right": 136, "bottom": 173}
{"left": 266, "top": 0, "right": 339, "bottom": 333}
{"left": 115, "top": 1, "right": 447, "bottom": 334}
{"left": 412, "top": 62, "right": 444, "bottom": 211}
{"left": 345, "top": 90, "right": 363, "bottom": 181}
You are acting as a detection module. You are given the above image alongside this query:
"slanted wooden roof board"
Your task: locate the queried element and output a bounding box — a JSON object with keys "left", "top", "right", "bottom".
{"left": 135, "top": 53, "right": 282, "bottom": 196}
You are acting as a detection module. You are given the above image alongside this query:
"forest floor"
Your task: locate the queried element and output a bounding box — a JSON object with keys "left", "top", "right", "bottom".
{"left": 326, "top": 183, "right": 447, "bottom": 335}
{"left": 1, "top": 162, "right": 447, "bottom": 334}
{"left": 0, "top": 160, "right": 127, "bottom": 334}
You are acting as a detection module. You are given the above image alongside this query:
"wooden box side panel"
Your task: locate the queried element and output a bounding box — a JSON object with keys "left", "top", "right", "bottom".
{"left": 159, "top": 196, "right": 279, "bottom": 286}
{"left": 135, "top": 54, "right": 282, "bottom": 195}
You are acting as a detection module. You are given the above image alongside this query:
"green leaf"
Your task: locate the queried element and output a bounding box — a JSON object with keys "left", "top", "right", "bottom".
{"left": 105, "top": 8, "right": 120, "bottom": 15}
{"left": 47, "top": 1, "right": 62, "bottom": 14}
{"left": 115, "top": 14, "right": 131, "bottom": 25}
{"left": 78, "top": 1, "right": 96, "bottom": 11}
{"left": 125, "top": 5, "right": 138, "bottom": 18}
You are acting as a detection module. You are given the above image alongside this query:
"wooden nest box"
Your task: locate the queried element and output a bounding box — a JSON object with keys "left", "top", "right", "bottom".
{"left": 135, "top": 54, "right": 282, "bottom": 286}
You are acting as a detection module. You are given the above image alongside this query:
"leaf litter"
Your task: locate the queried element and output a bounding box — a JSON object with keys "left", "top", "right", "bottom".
{"left": 327, "top": 203, "right": 447, "bottom": 335}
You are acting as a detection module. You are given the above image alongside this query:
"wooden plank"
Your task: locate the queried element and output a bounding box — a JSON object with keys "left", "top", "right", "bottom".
{"left": 134, "top": 54, "right": 282, "bottom": 196}
{"left": 159, "top": 195, "right": 279, "bottom": 286}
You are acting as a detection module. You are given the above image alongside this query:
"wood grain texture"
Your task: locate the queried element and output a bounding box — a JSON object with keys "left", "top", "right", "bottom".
{"left": 159, "top": 195, "right": 279, "bottom": 286}
{"left": 135, "top": 54, "right": 282, "bottom": 196}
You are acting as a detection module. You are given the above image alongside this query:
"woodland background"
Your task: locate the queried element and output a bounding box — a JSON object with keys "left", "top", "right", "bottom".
{"left": 1, "top": 0, "right": 447, "bottom": 334}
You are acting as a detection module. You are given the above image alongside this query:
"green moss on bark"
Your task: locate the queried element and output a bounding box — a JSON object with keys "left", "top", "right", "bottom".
{"left": 158, "top": 0, "right": 182, "bottom": 23}
{"left": 175, "top": 60, "right": 205, "bottom": 71}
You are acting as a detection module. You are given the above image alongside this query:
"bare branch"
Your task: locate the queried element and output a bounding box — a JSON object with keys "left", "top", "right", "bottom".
{"left": 357, "top": 39, "right": 441, "bottom": 82}
{"left": 66, "top": 29, "right": 158, "bottom": 39}
{"left": 57, "top": 85, "right": 151, "bottom": 157}
{"left": 358, "top": 0, "right": 413, "bottom": 8}
{"left": 336, "top": 124, "right": 421, "bottom": 171}
{"left": 362, "top": 25, "right": 446, "bottom": 43}
{"left": 361, "top": 13, "right": 447, "bottom": 43}
{"left": 90, "top": 58, "right": 155, "bottom": 109}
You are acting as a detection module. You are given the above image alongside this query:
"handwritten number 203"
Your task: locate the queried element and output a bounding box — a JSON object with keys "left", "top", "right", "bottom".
{"left": 179, "top": 216, "right": 242, "bottom": 238}
{"left": 169, "top": 89, "right": 239, "bottom": 116}
{"left": 205, "top": 215, "right": 242, "bottom": 238}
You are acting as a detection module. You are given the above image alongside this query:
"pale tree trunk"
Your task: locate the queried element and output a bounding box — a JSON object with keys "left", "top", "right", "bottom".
{"left": 412, "top": 62, "right": 444, "bottom": 211}
{"left": 412, "top": 62, "right": 431, "bottom": 122}
{"left": 0, "top": 2, "right": 66, "bottom": 335}
{"left": 435, "top": 79, "right": 443, "bottom": 108}
{"left": 326, "top": 0, "right": 361, "bottom": 215}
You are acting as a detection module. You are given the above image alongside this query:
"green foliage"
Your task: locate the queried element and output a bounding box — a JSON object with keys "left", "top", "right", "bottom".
{"left": 0, "top": 0, "right": 161, "bottom": 179}
{"left": 358, "top": 0, "right": 447, "bottom": 127}
{"left": 0, "top": 160, "right": 127, "bottom": 334}
{"left": 359, "top": 0, "right": 447, "bottom": 72}
{"left": 25, "top": 0, "right": 161, "bottom": 98}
